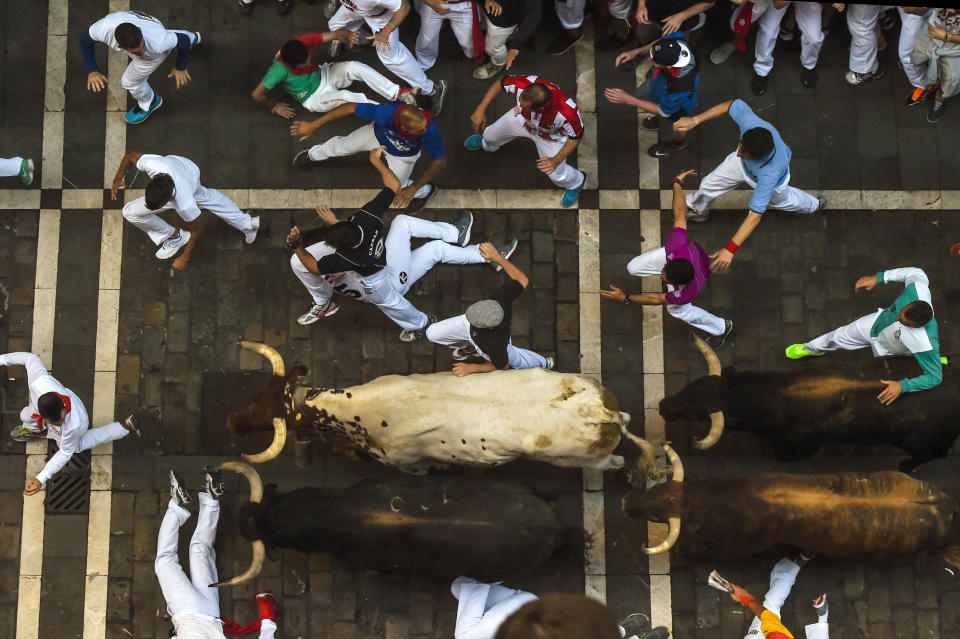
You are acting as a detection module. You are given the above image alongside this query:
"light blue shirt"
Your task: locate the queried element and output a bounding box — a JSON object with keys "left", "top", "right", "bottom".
{"left": 728, "top": 99, "right": 791, "bottom": 214}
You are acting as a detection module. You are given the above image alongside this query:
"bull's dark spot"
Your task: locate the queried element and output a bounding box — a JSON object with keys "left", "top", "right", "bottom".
{"left": 346, "top": 393, "right": 352, "bottom": 398}
{"left": 381, "top": 421, "right": 388, "bottom": 428}
{"left": 451, "top": 455, "right": 457, "bottom": 459}
{"left": 354, "top": 416, "right": 361, "bottom": 421}
{"left": 441, "top": 440, "right": 446, "bottom": 444}
{"left": 482, "top": 446, "right": 486, "bottom": 451}
{"left": 461, "top": 439, "right": 466, "bottom": 445}
{"left": 481, "top": 438, "right": 486, "bottom": 442}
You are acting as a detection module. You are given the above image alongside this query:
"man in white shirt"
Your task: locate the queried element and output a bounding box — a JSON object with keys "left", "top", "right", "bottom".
{"left": 159, "top": 470, "right": 279, "bottom": 639}
{"left": 80, "top": 10, "right": 200, "bottom": 124}
{"left": 2, "top": 352, "right": 139, "bottom": 496}
{"left": 111, "top": 151, "right": 260, "bottom": 270}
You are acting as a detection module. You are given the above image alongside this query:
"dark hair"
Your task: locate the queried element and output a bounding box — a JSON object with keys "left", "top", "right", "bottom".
{"left": 327, "top": 221, "right": 361, "bottom": 249}
{"left": 902, "top": 300, "right": 933, "bottom": 326}
{"left": 38, "top": 392, "right": 65, "bottom": 422}
{"left": 494, "top": 594, "right": 621, "bottom": 639}
{"left": 114, "top": 23, "right": 143, "bottom": 50}
{"left": 519, "top": 84, "right": 551, "bottom": 110}
{"left": 280, "top": 39, "right": 309, "bottom": 66}
{"left": 145, "top": 174, "right": 175, "bottom": 210}
{"left": 739, "top": 127, "right": 774, "bottom": 159}
{"left": 664, "top": 258, "right": 695, "bottom": 286}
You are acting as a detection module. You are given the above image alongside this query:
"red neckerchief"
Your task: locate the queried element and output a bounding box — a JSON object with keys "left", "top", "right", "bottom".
{"left": 392, "top": 104, "right": 431, "bottom": 140}
{"left": 519, "top": 79, "right": 567, "bottom": 131}
{"left": 652, "top": 67, "right": 682, "bottom": 80}
{"left": 733, "top": 2, "right": 755, "bottom": 52}
{"left": 273, "top": 34, "right": 322, "bottom": 76}
{"left": 31, "top": 393, "right": 71, "bottom": 432}
{"left": 221, "top": 617, "right": 261, "bottom": 636}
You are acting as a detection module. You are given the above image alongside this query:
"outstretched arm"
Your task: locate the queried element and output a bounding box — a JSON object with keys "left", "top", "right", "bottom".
{"left": 710, "top": 210, "right": 762, "bottom": 272}
{"left": 290, "top": 102, "right": 358, "bottom": 139}
{"left": 471, "top": 79, "right": 505, "bottom": 133}
{"left": 673, "top": 99, "right": 733, "bottom": 133}
{"left": 111, "top": 151, "right": 143, "bottom": 199}
{"left": 370, "top": 147, "right": 401, "bottom": 193}
{"left": 671, "top": 170, "right": 697, "bottom": 229}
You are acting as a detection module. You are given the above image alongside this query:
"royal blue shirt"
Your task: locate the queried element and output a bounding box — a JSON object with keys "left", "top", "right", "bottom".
{"left": 354, "top": 102, "right": 446, "bottom": 159}
{"left": 728, "top": 99, "right": 791, "bottom": 214}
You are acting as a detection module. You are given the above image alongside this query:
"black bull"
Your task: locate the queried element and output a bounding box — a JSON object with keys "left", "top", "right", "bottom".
{"left": 622, "top": 467, "right": 960, "bottom": 566}
{"left": 214, "top": 463, "right": 566, "bottom": 586}
{"left": 659, "top": 335, "right": 960, "bottom": 471}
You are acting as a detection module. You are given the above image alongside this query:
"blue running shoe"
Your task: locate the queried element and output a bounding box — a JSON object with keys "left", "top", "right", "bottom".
{"left": 126, "top": 93, "right": 163, "bottom": 125}
{"left": 561, "top": 173, "right": 586, "bottom": 208}
{"left": 464, "top": 134, "right": 484, "bottom": 151}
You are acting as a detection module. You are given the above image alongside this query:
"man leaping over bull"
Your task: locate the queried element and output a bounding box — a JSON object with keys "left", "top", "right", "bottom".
{"left": 786, "top": 267, "right": 943, "bottom": 405}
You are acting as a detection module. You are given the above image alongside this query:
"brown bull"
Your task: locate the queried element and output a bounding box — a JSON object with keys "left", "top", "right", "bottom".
{"left": 623, "top": 446, "right": 960, "bottom": 566}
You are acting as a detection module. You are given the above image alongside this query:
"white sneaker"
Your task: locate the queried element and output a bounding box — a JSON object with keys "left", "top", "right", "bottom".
{"left": 710, "top": 41, "right": 736, "bottom": 65}
{"left": 297, "top": 301, "right": 339, "bottom": 325}
{"left": 544, "top": 356, "right": 555, "bottom": 370}
{"left": 245, "top": 216, "right": 260, "bottom": 244}
{"left": 156, "top": 229, "right": 191, "bottom": 259}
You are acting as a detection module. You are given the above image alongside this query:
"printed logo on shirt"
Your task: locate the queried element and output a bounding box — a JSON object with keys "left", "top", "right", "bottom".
{"left": 340, "top": 0, "right": 360, "bottom": 10}
{"left": 129, "top": 10, "right": 160, "bottom": 23}
{"left": 895, "top": 328, "right": 902, "bottom": 340}
{"left": 383, "top": 130, "right": 416, "bottom": 154}
{"left": 324, "top": 273, "right": 347, "bottom": 286}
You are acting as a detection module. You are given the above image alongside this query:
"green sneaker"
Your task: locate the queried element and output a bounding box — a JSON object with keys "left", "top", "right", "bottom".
{"left": 941, "top": 356, "right": 949, "bottom": 365}
{"left": 785, "top": 344, "right": 824, "bottom": 360}
{"left": 19, "top": 158, "right": 34, "bottom": 185}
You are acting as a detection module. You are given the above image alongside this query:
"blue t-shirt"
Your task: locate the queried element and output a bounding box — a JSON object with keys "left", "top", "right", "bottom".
{"left": 728, "top": 99, "right": 791, "bottom": 214}
{"left": 354, "top": 102, "right": 446, "bottom": 159}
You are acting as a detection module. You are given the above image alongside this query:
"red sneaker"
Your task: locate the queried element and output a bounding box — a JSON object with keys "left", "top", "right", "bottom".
{"left": 256, "top": 592, "right": 278, "bottom": 621}
{"left": 397, "top": 87, "right": 420, "bottom": 105}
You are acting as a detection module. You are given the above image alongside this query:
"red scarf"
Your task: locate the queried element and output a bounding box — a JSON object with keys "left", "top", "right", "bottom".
{"left": 470, "top": 0, "right": 486, "bottom": 64}
{"left": 220, "top": 618, "right": 262, "bottom": 636}
{"left": 31, "top": 392, "right": 71, "bottom": 432}
{"left": 733, "top": 2, "right": 754, "bottom": 52}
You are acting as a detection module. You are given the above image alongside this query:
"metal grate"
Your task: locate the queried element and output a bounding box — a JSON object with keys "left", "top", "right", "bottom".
{"left": 45, "top": 446, "right": 91, "bottom": 514}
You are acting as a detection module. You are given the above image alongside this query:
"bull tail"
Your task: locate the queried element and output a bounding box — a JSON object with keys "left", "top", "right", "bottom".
{"left": 617, "top": 419, "right": 662, "bottom": 481}
{"left": 937, "top": 546, "right": 960, "bottom": 571}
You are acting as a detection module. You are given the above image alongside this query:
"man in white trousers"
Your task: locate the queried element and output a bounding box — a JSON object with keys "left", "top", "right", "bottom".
{"left": 472, "top": 0, "right": 542, "bottom": 79}
{"left": 786, "top": 267, "right": 943, "bottom": 405}
{"left": 600, "top": 170, "right": 734, "bottom": 347}
{"left": 292, "top": 101, "right": 447, "bottom": 212}
{"left": 287, "top": 147, "right": 469, "bottom": 341}
{"left": 451, "top": 576, "right": 669, "bottom": 639}
{"left": 466, "top": 74, "right": 586, "bottom": 207}
{"left": 427, "top": 243, "right": 555, "bottom": 374}
{"left": 159, "top": 470, "right": 279, "bottom": 639}
{"left": 415, "top": 0, "right": 481, "bottom": 70}
{"left": 845, "top": 3, "right": 886, "bottom": 85}
{"left": 80, "top": 10, "right": 200, "bottom": 124}
{"left": 327, "top": 0, "right": 448, "bottom": 113}
{"left": 0, "top": 156, "right": 33, "bottom": 185}
{"left": 252, "top": 30, "right": 418, "bottom": 119}
{"left": 750, "top": 1, "right": 825, "bottom": 93}
{"left": 900, "top": 7, "right": 936, "bottom": 106}
{"left": 674, "top": 98, "right": 824, "bottom": 272}
{"left": 289, "top": 220, "right": 517, "bottom": 325}
{"left": 1, "top": 351, "right": 139, "bottom": 496}
{"left": 111, "top": 151, "right": 259, "bottom": 270}
{"left": 728, "top": 555, "right": 829, "bottom": 639}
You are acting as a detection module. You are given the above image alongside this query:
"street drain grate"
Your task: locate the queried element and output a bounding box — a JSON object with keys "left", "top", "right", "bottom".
{"left": 45, "top": 447, "right": 91, "bottom": 515}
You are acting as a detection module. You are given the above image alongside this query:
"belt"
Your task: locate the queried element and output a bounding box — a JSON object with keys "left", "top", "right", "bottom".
{"left": 345, "top": 3, "right": 389, "bottom": 16}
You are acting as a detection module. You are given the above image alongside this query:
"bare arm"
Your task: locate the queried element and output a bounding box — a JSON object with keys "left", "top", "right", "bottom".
{"left": 599, "top": 285, "right": 667, "bottom": 305}
{"left": 709, "top": 210, "right": 762, "bottom": 272}
{"left": 670, "top": 170, "right": 697, "bottom": 229}
{"left": 471, "top": 79, "right": 506, "bottom": 133}
{"left": 111, "top": 151, "right": 143, "bottom": 199}
{"left": 480, "top": 243, "right": 528, "bottom": 288}
{"left": 370, "top": 147, "right": 402, "bottom": 193}
{"left": 673, "top": 99, "right": 733, "bottom": 132}
{"left": 290, "top": 102, "right": 359, "bottom": 140}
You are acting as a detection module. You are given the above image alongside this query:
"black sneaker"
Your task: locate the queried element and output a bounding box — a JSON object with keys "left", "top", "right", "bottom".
{"left": 642, "top": 115, "right": 660, "bottom": 131}
{"left": 238, "top": 0, "right": 254, "bottom": 15}
{"left": 429, "top": 79, "right": 448, "bottom": 117}
{"left": 928, "top": 99, "right": 945, "bottom": 124}
{"left": 596, "top": 32, "right": 630, "bottom": 51}
{"left": 636, "top": 628, "right": 670, "bottom": 639}
{"left": 751, "top": 73, "right": 768, "bottom": 96}
{"left": 794, "top": 550, "right": 815, "bottom": 567}
{"left": 801, "top": 67, "right": 818, "bottom": 89}
{"left": 489, "top": 238, "right": 518, "bottom": 271}
{"left": 122, "top": 415, "right": 141, "bottom": 438}
{"left": 169, "top": 470, "right": 192, "bottom": 507}
{"left": 406, "top": 184, "right": 438, "bottom": 214}
{"left": 455, "top": 210, "right": 474, "bottom": 246}
{"left": 647, "top": 140, "right": 686, "bottom": 158}
{"left": 705, "top": 320, "right": 734, "bottom": 350}
{"left": 274, "top": 0, "right": 290, "bottom": 15}
{"left": 293, "top": 150, "right": 312, "bottom": 168}
{"left": 202, "top": 467, "right": 225, "bottom": 500}
{"left": 619, "top": 612, "right": 651, "bottom": 638}
{"left": 547, "top": 30, "right": 582, "bottom": 55}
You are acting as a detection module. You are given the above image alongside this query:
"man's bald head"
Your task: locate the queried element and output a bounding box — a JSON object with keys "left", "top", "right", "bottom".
{"left": 397, "top": 105, "right": 429, "bottom": 135}
{"left": 518, "top": 84, "right": 551, "bottom": 110}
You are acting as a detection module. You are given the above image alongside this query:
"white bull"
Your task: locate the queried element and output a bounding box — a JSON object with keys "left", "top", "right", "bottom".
{"left": 235, "top": 342, "right": 662, "bottom": 476}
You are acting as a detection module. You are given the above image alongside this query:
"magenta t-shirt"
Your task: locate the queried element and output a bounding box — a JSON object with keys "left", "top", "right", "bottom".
{"left": 664, "top": 228, "right": 710, "bottom": 305}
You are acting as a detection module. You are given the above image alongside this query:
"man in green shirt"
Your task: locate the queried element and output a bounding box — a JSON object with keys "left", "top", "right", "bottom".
{"left": 251, "top": 31, "right": 415, "bottom": 118}
{"left": 786, "top": 267, "right": 942, "bottom": 405}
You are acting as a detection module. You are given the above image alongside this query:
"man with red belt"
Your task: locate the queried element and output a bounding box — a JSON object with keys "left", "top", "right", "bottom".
{"left": 465, "top": 74, "right": 586, "bottom": 207}
{"left": 415, "top": 0, "right": 485, "bottom": 71}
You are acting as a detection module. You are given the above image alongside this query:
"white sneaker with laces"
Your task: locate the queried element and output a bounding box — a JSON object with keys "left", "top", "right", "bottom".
{"left": 156, "top": 229, "right": 191, "bottom": 259}
{"left": 298, "top": 301, "right": 340, "bottom": 325}
{"left": 245, "top": 216, "right": 260, "bottom": 244}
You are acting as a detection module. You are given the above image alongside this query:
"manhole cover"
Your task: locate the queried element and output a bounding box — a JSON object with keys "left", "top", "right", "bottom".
{"left": 45, "top": 445, "right": 91, "bottom": 515}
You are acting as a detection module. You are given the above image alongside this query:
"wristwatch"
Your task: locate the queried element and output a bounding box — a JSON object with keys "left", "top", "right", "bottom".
{"left": 623, "top": 295, "right": 631, "bottom": 305}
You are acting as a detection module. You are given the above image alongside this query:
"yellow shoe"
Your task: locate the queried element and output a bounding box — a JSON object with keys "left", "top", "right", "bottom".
{"left": 785, "top": 344, "right": 824, "bottom": 359}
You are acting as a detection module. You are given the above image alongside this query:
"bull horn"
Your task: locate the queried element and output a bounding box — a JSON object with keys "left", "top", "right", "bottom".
{"left": 642, "top": 444, "right": 683, "bottom": 554}
{"left": 239, "top": 341, "right": 285, "bottom": 376}
{"left": 210, "top": 462, "right": 266, "bottom": 588}
{"left": 242, "top": 417, "right": 287, "bottom": 464}
{"left": 217, "top": 461, "right": 263, "bottom": 503}
{"left": 692, "top": 411, "right": 725, "bottom": 450}
{"left": 210, "top": 540, "right": 266, "bottom": 588}
{"left": 690, "top": 333, "right": 721, "bottom": 376}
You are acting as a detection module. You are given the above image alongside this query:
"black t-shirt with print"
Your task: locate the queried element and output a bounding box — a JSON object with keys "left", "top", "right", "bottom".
{"left": 315, "top": 187, "right": 392, "bottom": 277}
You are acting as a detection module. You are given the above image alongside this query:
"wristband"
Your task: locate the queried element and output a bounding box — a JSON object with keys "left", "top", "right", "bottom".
{"left": 623, "top": 295, "right": 631, "bottom": 305}
{"left": 738, "top": 594, "right": 755, "bottom": 606}
{"left": 725, "top": 240, "right": 739, "bottom": 254}
{"left": 388, "top": 21, "right": 397, "bottom": 29}
{"left": 383, "top": 24, "right": 394, "bottom": 33}
{"left": 672, "top": 178, "right": 683, "bottom": 185}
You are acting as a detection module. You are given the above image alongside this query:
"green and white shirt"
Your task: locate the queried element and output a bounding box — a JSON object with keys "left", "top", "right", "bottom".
{"left": 870, "top": 267, "right": 942, "bottom": 393}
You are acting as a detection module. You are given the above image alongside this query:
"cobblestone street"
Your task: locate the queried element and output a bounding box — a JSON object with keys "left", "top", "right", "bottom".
{"left": 2, "top": 0, "right": 960, "bottom": 638}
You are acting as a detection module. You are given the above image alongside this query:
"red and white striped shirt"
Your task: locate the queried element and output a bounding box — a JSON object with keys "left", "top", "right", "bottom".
{"left": 501, "top": 75, "right": 584, "bottom": 142}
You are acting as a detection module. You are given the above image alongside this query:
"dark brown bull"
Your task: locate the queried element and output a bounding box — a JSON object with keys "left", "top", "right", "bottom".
{"left": 623, "top": 446, "right": 960, "bottom": 566}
